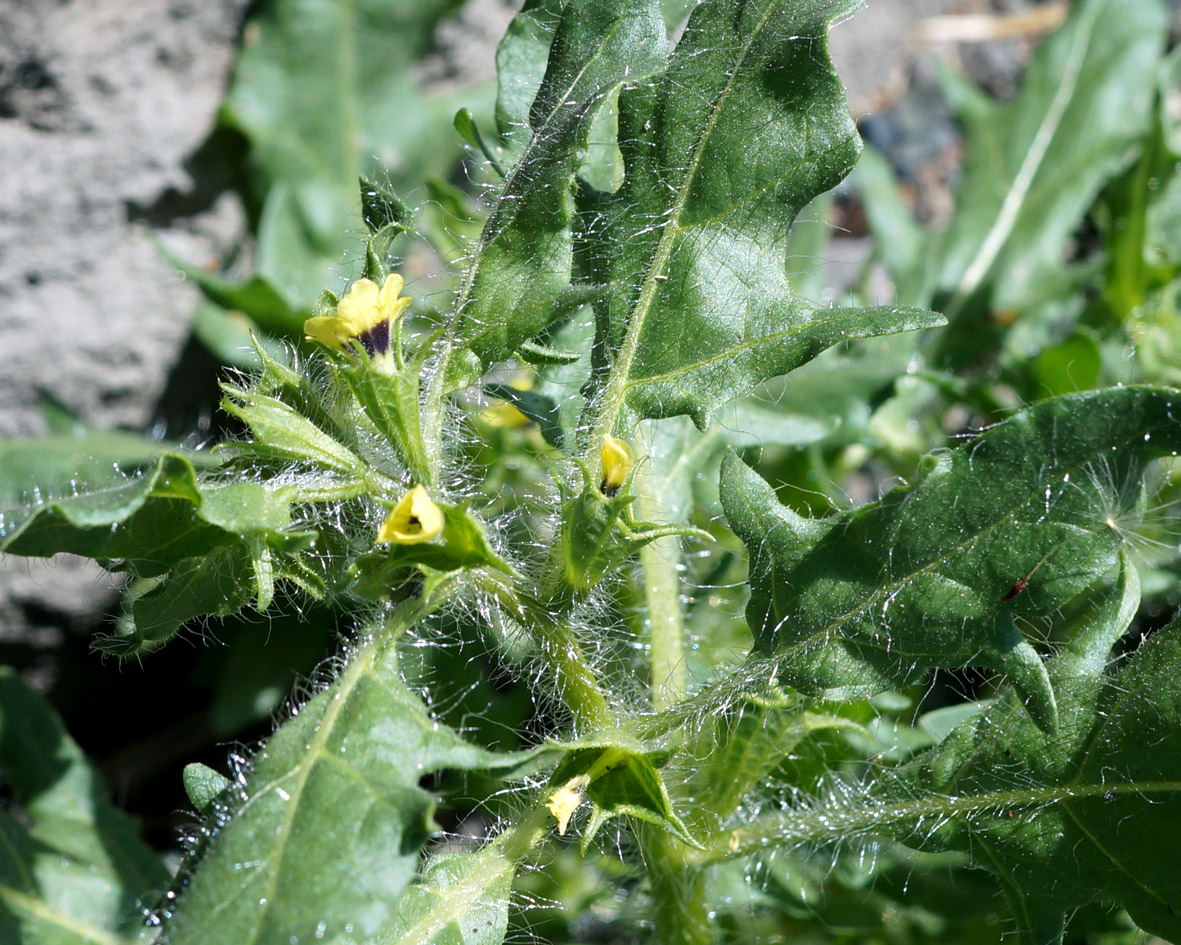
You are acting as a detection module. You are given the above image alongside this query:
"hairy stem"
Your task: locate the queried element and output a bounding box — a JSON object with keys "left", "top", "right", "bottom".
{"left": 638, "top": 471, "right": 686, "bottom": 709}
{"left": 640, "top": 827, "right": 712, "bottom": 945}
{"left": 480, "top": 574, "right": 615, "bottom": 731}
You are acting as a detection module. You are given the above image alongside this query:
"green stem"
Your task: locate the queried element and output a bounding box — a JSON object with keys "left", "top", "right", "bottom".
{"left": 479, "top": 574, "right": 614, "bottom": 731}
{"left": 639, "top": 827, "right": 712, "bottom": 945}
{"left": 638, "top": 477, "right": 686, "bottom": 709}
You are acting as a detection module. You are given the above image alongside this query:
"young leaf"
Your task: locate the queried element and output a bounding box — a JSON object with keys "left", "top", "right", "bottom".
{"left": 364, "top": 845, "right": 518, "bottom": 945}
{"left": 451, "top": 0, "right": 667, "bottom": 371}
{"left": 162, "top": 606, "right": 542, "bottom": 945}
{"left": 693, "top": 695, "right": 862, "bottom": 821}
{"left": 720, "top": 386, "right": 1181, "bottom": 728}
{"left": 583, "top": 0, "right": 943, "bottom": 434}
{"left": 220, "top": 385, "right": 369, "bottom": 484}
{"left": 0, "top": 669, "right": 168, "bottom": 943}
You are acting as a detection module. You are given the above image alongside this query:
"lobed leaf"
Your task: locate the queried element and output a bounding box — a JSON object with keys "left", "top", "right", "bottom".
{"left": 0, "top": 453, "right": 311, "bottom": 580}
{"left": 721, "top": 386, "right": 1181, "bottom": 727}
{"left": 587, "top": 0, "right": 943, "bottom": 429}
{"left": 868, "top": 559, "right": 1181, "bottom": 944}
{"left": 452, "top": 0, "right": 667, "bottom": 371}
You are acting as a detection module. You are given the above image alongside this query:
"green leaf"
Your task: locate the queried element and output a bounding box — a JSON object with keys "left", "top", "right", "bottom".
{"left": 452, "top": 0, "right": 667, "bottom": 370}
{"left": 183, "top": 763, "right": 234, "bottom": 819}
{"left": 861, "top": 558, "right": 1181, "bottom": 944}
{"left": 559, "top": 468, "right": 709, "bottom": 597}
{"left": 0, "top": 417, "right": 217, "bottom": 507}
{"left": 0, "top": 668, "right": 167, "bottom": 943}
{"left": 363, "top": 845, "right": 517, "bottom": 945}
{"left": 100, "top": 536, "right": 321, "bottom": 658}
{"left": 720, "top": 386, "right": 1181, "bottom": 729}
{"left": 588, "top": 0, "right": 944, "bottom": 430}
{"left": 933, "top": 0, "right": 1166, "bottom": 327}
{"left": 220, "top": 384, "right": 370, "bottom": 494}
{"left": 853, "top": 145, "right": 928, "bottom": 306}
{"left": 166, "top": 253, "right": 309, "bottom": 341}
{"left": 0, "top": 453, "right": 310, "bottom": 579}
{"left": 193, "top": 302, "right": 293, "bottom": 369}
{"left": 492, "top": 0, "right": 565, "bottom": 160}
{"left": 163, "top": 606, "right": 542, "bottom": 945}
{"left": 693, "top": 695, "right": 862, "bottom": 820}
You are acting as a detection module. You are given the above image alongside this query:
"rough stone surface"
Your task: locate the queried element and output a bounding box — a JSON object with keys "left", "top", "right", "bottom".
{"left": 0, "top": 0, "right": 250, "bottom": 437}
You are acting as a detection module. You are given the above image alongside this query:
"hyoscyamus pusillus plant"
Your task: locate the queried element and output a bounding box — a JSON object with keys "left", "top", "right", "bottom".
{"left": 2, "top": 0, "right": 1181, "bottom": 943}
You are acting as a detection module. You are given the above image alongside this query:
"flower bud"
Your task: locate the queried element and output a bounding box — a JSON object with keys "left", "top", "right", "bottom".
{"left": 599, "top": 435, "right": 634, "bottom": 496}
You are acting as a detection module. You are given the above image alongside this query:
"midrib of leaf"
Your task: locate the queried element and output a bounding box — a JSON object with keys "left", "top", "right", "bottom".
{"left": 586, "top": 2, "right": 779, "bottom": 463}
{"left": 0, "top": 883, "right": 132, "bottom": 945}
{"left": 944, "top": 3, "right": 1098, "bottom": 319}
{"left": 237, "top": 640, "right": 376, "bottom": 940}
{"left": 705, "top": 778, "right": 1181, "bottom": 863}
{"left": 223, "top": 594, "right": 441, "bottom": 943}
{"left": 378, "top": 839, "right": 515, "bottom": 945}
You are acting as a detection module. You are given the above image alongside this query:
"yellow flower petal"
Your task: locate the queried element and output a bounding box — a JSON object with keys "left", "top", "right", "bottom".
{"left": 302, "top": 314, "right": 355, "bottom": 351}
{"left": 599, "top": 435, "right": 634, "bottom": 496}
{"left": 303, "top": 273, "right": 412, "bottom": 353}
{"left": 335, "top": 277, "right": 385, "bottom": 336}
{"left": 376, "top": 485, "right": 444, "bottom": 545}
{"left": 545, "top": 776, "right": 588, "bottom": 836}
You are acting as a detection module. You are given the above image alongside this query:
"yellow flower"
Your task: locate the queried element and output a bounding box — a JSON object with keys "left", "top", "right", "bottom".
{"left": 376, "top": 485, "right": 443, "bottom": 545}
{"left": 545, "top": 776, "right": 589, "bottom": 836}
{"left": 303, "top": 273, "right": 412, "bottom": 355}
{"left": 599, "top": 435, "right": 634, "bottom": 496}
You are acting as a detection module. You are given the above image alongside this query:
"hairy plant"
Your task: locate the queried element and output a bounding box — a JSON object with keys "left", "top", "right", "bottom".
{"left": 3, "top": 1, "right": 1181, "bottom": 944}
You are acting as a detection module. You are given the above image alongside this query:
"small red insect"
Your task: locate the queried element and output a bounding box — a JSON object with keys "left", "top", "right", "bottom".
{"left": 1000, "top": 579, "right": 1027, "bottom": 602}
{"left": 1001, "top": 540, "right": 1069, "bottom": 602}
